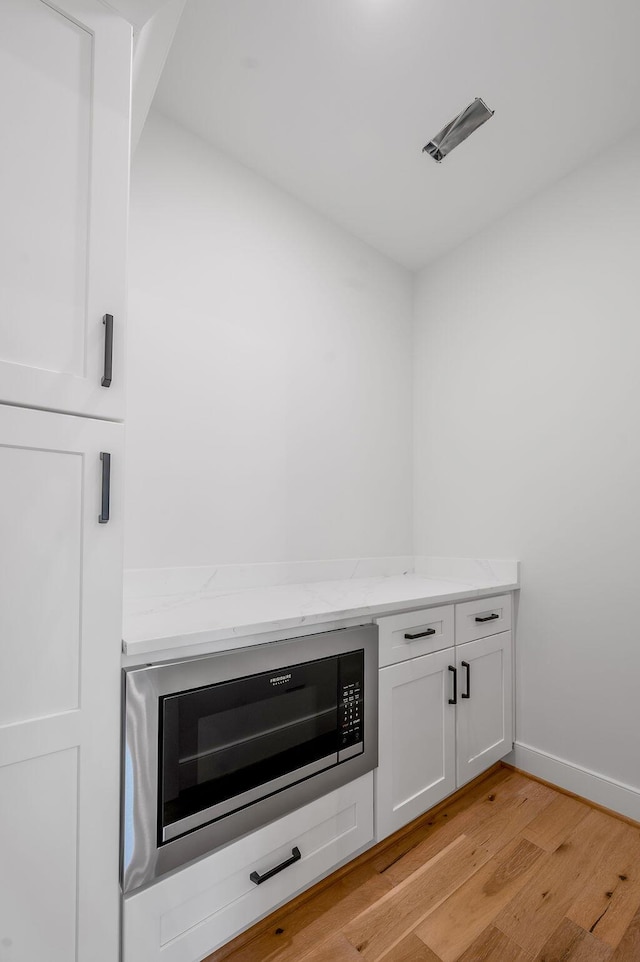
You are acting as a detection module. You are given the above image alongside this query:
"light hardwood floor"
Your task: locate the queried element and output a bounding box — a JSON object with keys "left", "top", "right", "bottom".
{"left": 205, "top": 765, "right": 640, "bottom": 962}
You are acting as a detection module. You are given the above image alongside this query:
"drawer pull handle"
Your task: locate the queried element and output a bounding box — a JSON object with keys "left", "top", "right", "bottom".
{"left": 461, "top": 660, "right": 471, "bottom": 699}
{"left": 250, "top": 846, "right": 301, "bottom": 885}
{"left": 404, "top": 628, "right": 436, "bottom": 640}
{"left": 475, "top": 612, "right": 499, "bottom": 623}
{"left": 448, "top": 665, "right": 457, "bottom": 705}
{"left": 101, "top": 314, "right": 113, "bottom": 387}
{"left": 98, "top": 452, "right": 111, "bottom": 524}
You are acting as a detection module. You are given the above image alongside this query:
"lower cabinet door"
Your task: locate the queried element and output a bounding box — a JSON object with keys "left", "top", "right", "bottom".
{"left": 376, "top": 648, "right": 456, "bottom": 842}
{"left": 456, "top": 631, "right": 513, "bottom": 787}
{"left": 0, "top": 404, "right": 123, "bottom": 962}
{"left": 123, "top": 772, "right": 374, "bottom": 962}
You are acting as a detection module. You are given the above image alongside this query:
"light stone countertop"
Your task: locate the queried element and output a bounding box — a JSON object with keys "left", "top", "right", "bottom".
{"left": 122, "top": 556, "right": 519, "bottom": 661}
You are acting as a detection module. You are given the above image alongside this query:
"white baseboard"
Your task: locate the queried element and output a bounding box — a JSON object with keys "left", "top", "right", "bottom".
{"left": 504, "top": 742, "right": 640, "bottom": 823}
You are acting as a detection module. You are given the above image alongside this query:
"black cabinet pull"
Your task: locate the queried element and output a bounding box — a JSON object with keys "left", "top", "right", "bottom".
{"left": 99, "top": 452, "right": 111, "bottom": 524}
{"left": 461, "top": 661, "right": 471, "bottom": 699}
{"left": 101, "top": 314, "right": 113, "bottom": 387}
{"left": 475, "top": 612, "right": 499, "bottom": 623}
{"left": 404, "top": 628, "right": 436, "bottom": 640}
{"left": 448, "top": 665, "right": 457, "bottom": 705}
{"left": 250, "top": 846, "right": 301, "bottom": 885}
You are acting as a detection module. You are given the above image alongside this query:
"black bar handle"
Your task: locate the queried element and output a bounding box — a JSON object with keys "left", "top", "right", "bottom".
{"left": 475, "top": 612, "right": 499, "bottom": 623}
{"left": 250, "top": 846, "right": 301, "bottom": 885}
{"left": 99, "top": 452, "right": 111, "bottom": 524}
{"left": 404, "top": 628, "right": 436, "bottom": 640}
{"left": 101, "top": 314, "right": 113, "bottom": 387}
{"left": 448, "top": 665, "right": 457, "bottom": 705}
{"left": 461, "top": 660, "right": 470, "bottom": 699}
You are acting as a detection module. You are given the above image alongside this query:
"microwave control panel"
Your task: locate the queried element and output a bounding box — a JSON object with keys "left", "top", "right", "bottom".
{"left": 338, "top": 649, "right": 364, "bottom": 760}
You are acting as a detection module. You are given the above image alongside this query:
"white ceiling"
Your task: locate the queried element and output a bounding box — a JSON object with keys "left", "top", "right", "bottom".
{"left": 154, "top": 0, "right": 640, "bottom": 270}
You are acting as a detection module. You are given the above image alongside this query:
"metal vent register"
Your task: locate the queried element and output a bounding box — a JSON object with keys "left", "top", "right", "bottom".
{"left": 423, "top": 97, "right": 494, "bottom": 162}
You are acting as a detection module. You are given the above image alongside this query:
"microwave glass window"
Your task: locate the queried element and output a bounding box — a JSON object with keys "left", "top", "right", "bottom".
{"left": 160, "top": 655, "right": 340, "bottom": 835}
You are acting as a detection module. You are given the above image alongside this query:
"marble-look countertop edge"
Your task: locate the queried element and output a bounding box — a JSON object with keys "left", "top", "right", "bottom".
{"left": 122, "top": 581, "right": 519, "bottom": 659}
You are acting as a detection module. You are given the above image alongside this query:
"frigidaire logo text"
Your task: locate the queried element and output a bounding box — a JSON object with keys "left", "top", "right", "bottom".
{"left": 270, "top": 673, "right": 292, "bottom": 686}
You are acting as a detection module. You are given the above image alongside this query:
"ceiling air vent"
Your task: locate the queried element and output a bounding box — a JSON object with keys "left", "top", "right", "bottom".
{"left": 423, "top": 97, "right": 494, "bottom": 162}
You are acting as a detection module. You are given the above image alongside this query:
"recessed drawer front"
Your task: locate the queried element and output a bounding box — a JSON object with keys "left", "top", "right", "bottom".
{"left": 455, "top": 594, "right": 512, "bottom": 644}
{"left": 123, "top": 772, "right": 374, "bottom": 962}
{"left": 375, "top": 605, "right": 454, "bottom": 667}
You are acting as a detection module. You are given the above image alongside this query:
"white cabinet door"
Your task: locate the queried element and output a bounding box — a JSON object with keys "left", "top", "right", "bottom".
{"left": 0, "top": 0, "right": 130, "bottom": 419}
{"left": 376, "top": 648, "right": 456, "bottom": 842}
{"left": 456, "top": 631, "right": 513, "bottom": 788}
{"left": 0, "top": 405, "right": 123, "bottom": 962}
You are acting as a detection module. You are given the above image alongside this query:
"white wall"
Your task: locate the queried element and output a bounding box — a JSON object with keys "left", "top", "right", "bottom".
{"left": 125, "top": 111, "right": 413, "bottom": 569}
{"left": 413, "top": 129, "right": 640, "bottom": 804}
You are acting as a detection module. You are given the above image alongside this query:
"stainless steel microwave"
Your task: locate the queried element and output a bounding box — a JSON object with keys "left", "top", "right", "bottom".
{"left": 122, "top": 624, "right": 378, "bottom": 892}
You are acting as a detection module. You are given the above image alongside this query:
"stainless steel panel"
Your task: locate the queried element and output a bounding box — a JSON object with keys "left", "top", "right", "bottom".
{"left": 122, "top": 623, "right": 378, "bottom": 893}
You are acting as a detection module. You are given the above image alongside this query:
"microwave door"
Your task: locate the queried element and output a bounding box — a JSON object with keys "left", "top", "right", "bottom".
{"left": 160, "top": 656, "right": 339, "bottom": 842}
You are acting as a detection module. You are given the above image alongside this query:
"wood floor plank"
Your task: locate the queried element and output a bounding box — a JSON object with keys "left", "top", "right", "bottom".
{"left": 413, "top": 837, "right": 545, "bottom": 962}
{"left": 520, "top": 794, "right": 592, "bottom": 853}
{"left": 533, "top": 917, "right": 612, "bottom": 961}
{"left": 564, "top": 822, "right": 640, "bottom": 948}
{"left": 381, "top": 933, "right": 442, "bottom": 961}
{"left": 343, "top": 834, "right": 491, "bottom": 961}
{"left": 609, "top": 904, "right": 640, "bottom": 961}
{"left": 296, "top": 933, "right": 363, "bottom": 962}
{"left": 457, "top": 924, "right": 534, "bottom": 962}
{"left": 494, "top": 810, "right": 632, "bottom": 958}
{"left": 465, "top": 780, "right": 559, "bottom": 856}
{"left": 385, "top": 772, "right": 553, "bottom": 885}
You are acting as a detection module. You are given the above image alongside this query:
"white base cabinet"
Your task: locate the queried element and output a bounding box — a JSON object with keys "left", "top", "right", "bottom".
{"left": 377, "top": 649, "right": 456, "bottom": 840}
{"left": 123, "top": 772, "right": 374, "bottom": 962}
{"left": 375, "top": 599, "right": 514, "bottom": 843}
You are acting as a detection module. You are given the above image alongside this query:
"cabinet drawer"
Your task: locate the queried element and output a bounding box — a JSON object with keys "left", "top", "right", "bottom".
{"left": 123, "top": 772, "right": 374, "bottom": 962}
{"left": 375, "top": 605, "right": 454, "bottom": 667}
{"left": 455, "top": 594, "right": 512, "bottom": 644}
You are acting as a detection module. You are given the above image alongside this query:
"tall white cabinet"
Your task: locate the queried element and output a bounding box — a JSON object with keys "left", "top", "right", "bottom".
{"left": 0, "top": 2, "right": 131, "bottom": 960}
